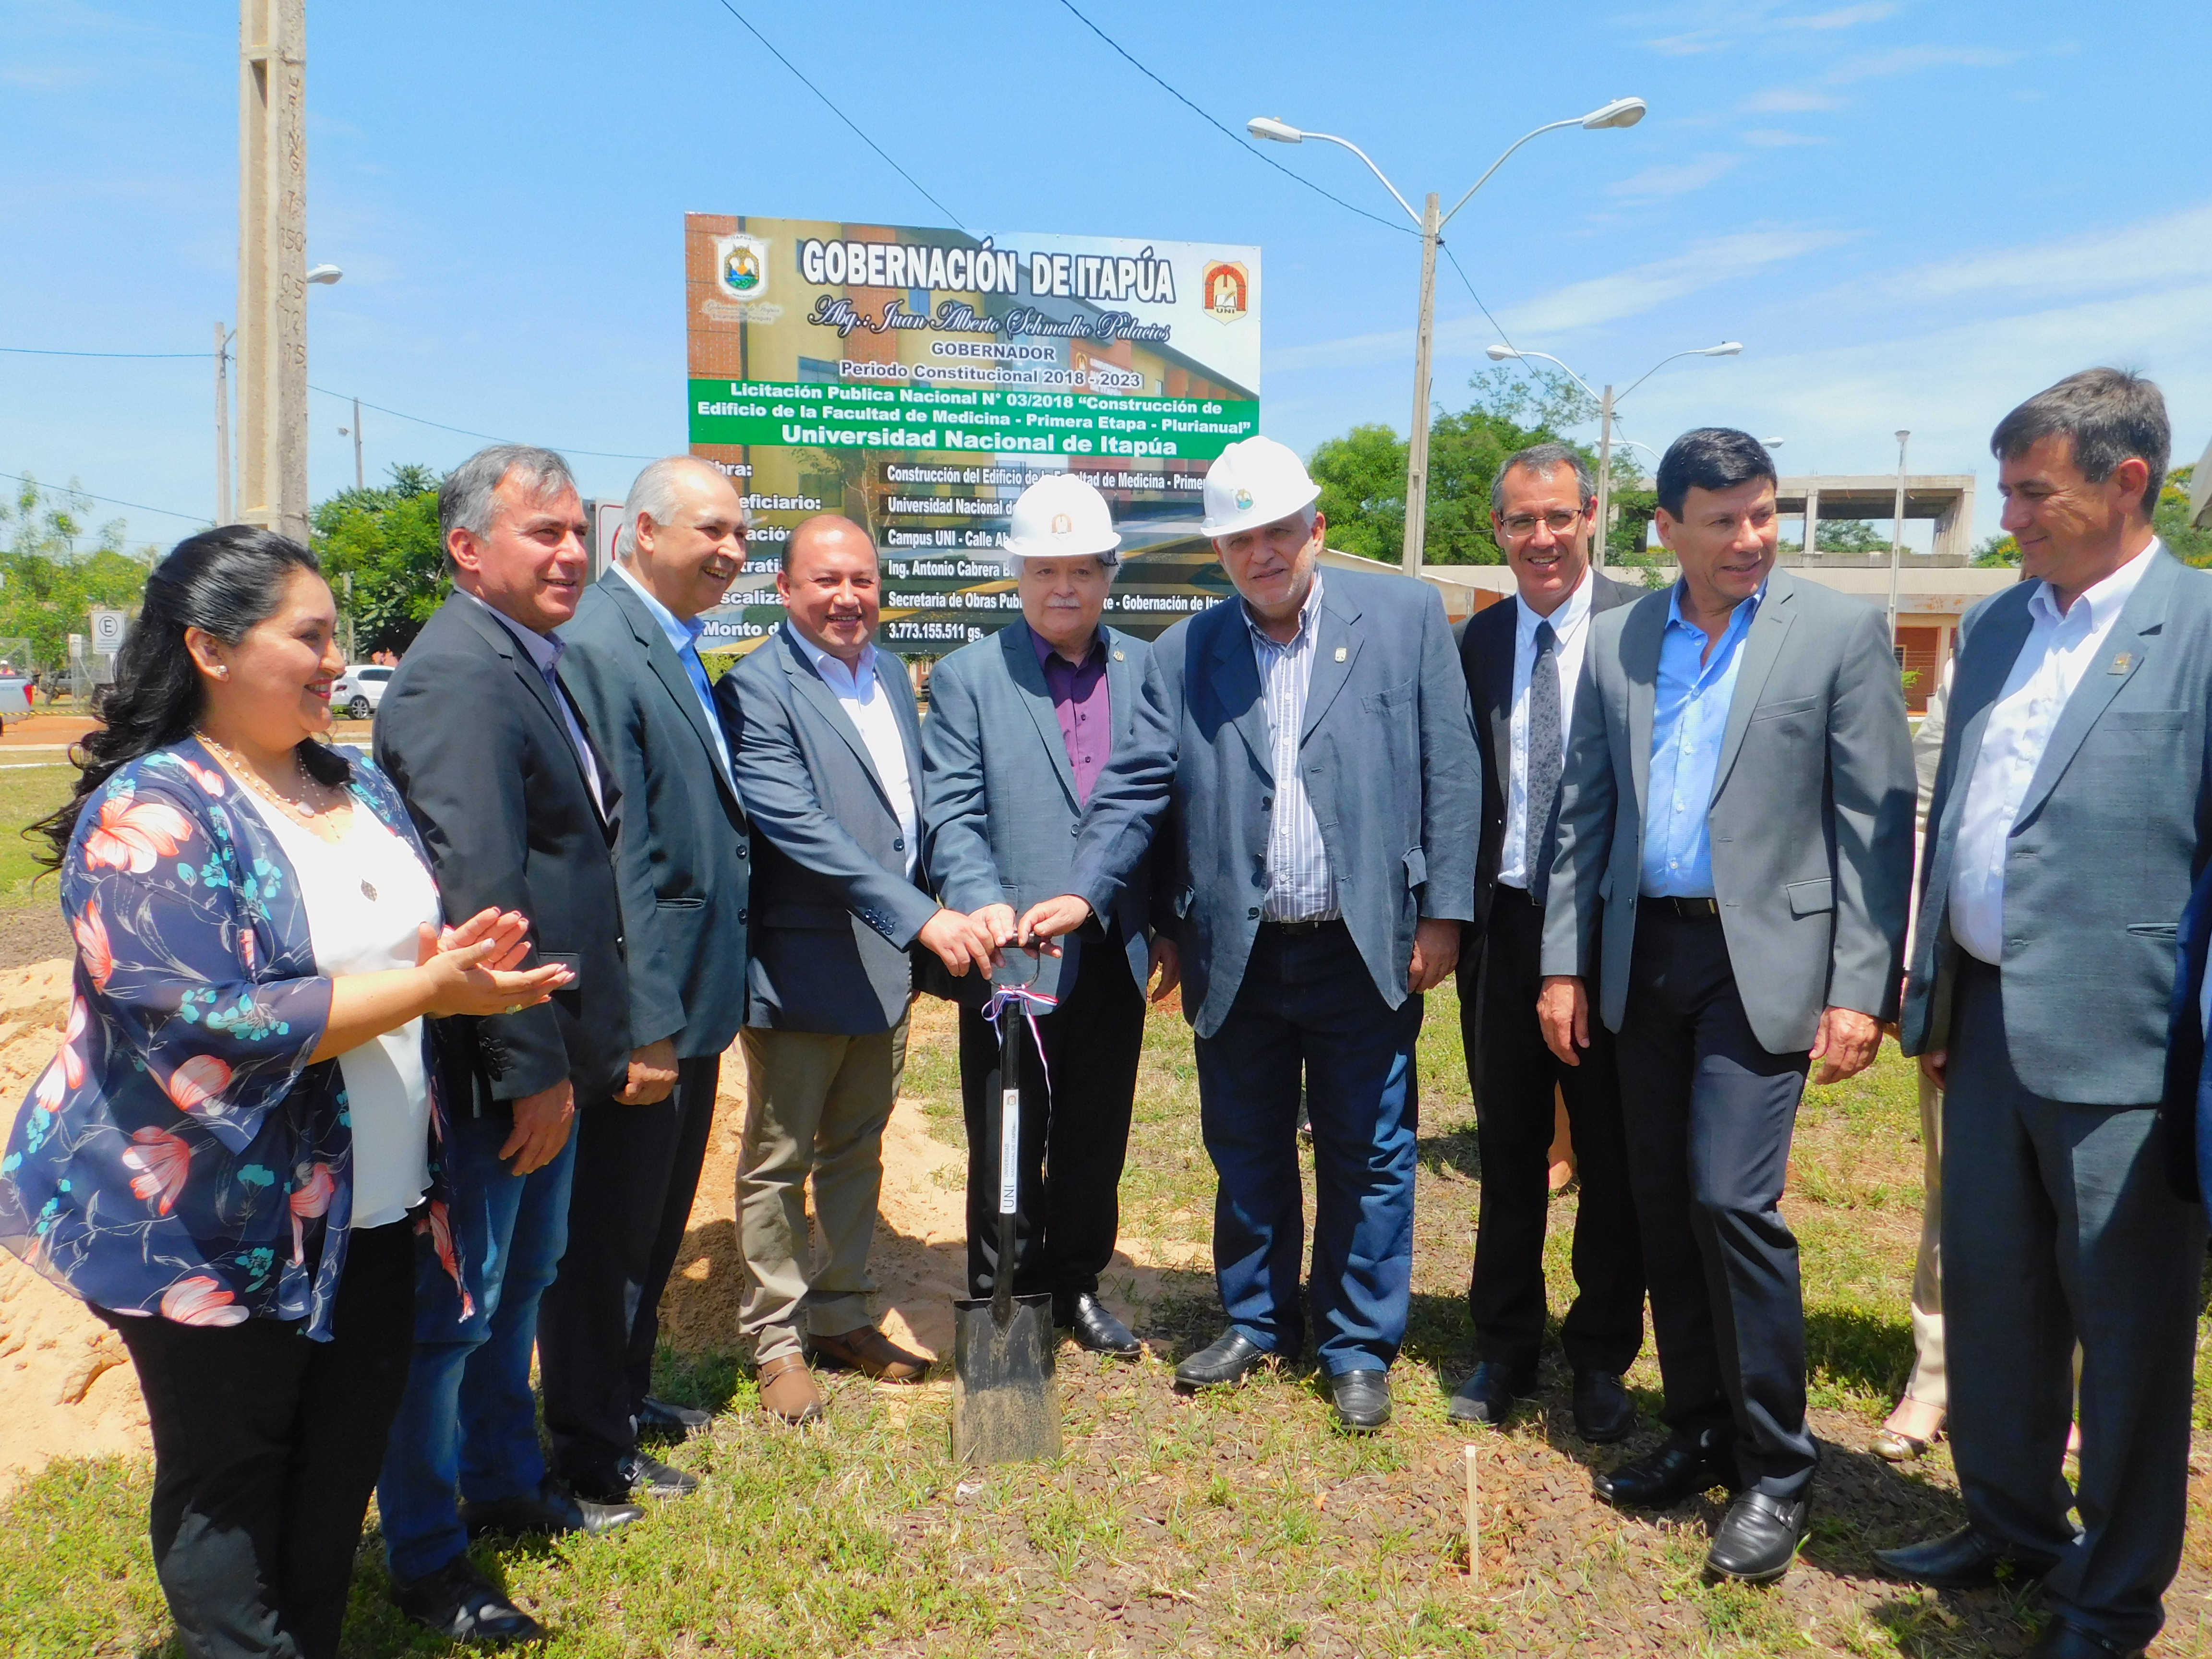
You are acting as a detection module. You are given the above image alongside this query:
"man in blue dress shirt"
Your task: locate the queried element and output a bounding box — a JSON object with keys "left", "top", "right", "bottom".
{"left": 1539, "top": 429, "right": 1914, "bottom": 1583}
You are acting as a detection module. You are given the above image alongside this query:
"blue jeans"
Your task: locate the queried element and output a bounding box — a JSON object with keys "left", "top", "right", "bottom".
{"left": 378, "top": 1113, "right": 576, "bottom": 1583}
{"left": 1192, "top": 921, "right": 1422, "bottom": 1376}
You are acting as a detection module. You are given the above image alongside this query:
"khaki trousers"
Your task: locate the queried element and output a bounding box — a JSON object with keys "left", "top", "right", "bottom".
{"left": 737, "top": 1019, "right": 909, "bottom": 1366}
{"left": 1904, "top": 1067, "right": 1947, "bottom": 1410}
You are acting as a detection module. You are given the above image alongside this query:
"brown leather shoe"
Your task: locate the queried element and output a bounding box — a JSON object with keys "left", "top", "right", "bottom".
{"left": 757, "top": 1353, "right": 824, "bottom": 1424}
{"left": 807, "top": 1324, "right": 932, "bottom": 1382}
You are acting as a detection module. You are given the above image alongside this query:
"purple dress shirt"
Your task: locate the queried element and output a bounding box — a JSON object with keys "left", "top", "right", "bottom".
{"left": 1033, "top": 626, "right": 1111, "bottom": 806}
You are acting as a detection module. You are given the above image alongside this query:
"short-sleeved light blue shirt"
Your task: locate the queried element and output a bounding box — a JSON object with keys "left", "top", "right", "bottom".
{"left": 1640, "top": 580, "right": 1765, "bottom": 898}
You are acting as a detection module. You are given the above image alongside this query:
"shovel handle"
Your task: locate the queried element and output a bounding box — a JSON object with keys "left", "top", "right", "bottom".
{"left": 992, "top": 1005, "right": 1021, "bottom": 1320}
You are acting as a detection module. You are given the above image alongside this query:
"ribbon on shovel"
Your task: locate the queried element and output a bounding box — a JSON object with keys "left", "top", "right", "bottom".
{"left": 983, "top": 981, "right": 1059, "bottom": 1215}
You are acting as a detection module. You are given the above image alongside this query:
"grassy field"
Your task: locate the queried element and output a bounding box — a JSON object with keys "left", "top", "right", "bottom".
{"left": 0, "top": 763, "right": 72, "bottom": 908}
{"left": 11, "top": 964, "right": 2210, "bottom": 1657}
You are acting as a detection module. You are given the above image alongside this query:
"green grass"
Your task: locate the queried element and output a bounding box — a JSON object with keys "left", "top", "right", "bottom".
{"left": 8, "top": 976, "right": 2210, "bottom": 1655}
{"left": 0, "top": 763, "right": 72, "bottom": 910}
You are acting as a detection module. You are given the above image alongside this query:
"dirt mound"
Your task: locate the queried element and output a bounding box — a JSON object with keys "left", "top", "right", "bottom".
{"left": 0, "top": 959, "right": 151, "bottom": 1501}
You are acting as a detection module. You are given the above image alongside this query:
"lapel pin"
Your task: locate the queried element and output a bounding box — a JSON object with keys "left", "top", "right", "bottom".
{"left": 1334, "top": 646, "right": 1348, "bottom": 662}
{"left": 1112, "top": 649, "right": 1124, "bottom": 661}
{"left": 2109, "top": 651, "right": 2134, "bottom": 675}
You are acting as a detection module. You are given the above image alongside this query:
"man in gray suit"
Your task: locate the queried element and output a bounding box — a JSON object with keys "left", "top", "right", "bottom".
{"left": 1539, "top": 428, "right": 1913, "bottom": 1583}
{"left": 1022, "top": 435, "right": 1482, "bottom": 1431}
{"left": 1880, "top": 370, "right": 2209, "bottom": 1659}
{"left": 547, "top": 456, "right": 751, "bottom": 1502}
{"left": 922, "top": 473, "right": 1168, "bottom": 1358}
{"left": 719, "top": 514, "right": 998, "bottom": 1425}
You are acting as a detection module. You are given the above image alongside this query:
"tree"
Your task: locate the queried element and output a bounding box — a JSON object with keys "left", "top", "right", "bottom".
{"left": 1972, "top": 531, "right": 2020, "bottom": 566}
{"left": 1307, "top": 368, "right": 1603, "bottom": 566}
{"left": 2157, "top": 464, "right": 2210, "bottom": 566}
{"left": 311, "top": 464, "right": 448, "bottom": 655}
{"left": 0, "top": 474, "right": 157, "bottom": 669}
{"left": 1814, "top": 517, "right": 1889, "bottom": 554}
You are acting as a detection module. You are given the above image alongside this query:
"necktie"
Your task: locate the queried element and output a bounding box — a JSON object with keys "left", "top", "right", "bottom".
{"left": 1527, "top": 619, "right": 1562, "bottom": 905}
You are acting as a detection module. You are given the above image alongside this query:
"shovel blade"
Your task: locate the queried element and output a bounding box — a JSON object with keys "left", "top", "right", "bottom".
{"left": 950, "top": 1293, "right": 1061, "bottom": 1466}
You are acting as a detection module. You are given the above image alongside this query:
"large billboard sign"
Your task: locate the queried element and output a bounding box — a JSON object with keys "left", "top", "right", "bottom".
{"left": 685, "top": 214, "right": 1260, "bottom": 656}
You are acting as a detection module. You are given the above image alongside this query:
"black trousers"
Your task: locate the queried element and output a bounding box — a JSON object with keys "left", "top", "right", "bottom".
{"left": 541, "top": 1053, "right": 720, "bottom": 1486}
{"left": 959, "top": 932, "right": 1145, "bottom": 1302}
{"left": 1614, "top": 912, "right": 1817, "bottom": 1498}
{"left": 110, "top": 1219, "right": 415, "bottom": 1659}
{"left": 1465, "top": 885, "right": 1644, "bottom": 1376}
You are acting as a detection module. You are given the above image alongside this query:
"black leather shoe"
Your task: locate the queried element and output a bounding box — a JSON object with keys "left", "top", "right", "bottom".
{"left": 1174, "top": 1330, "right": 1276, "bottom": 1389}
{"left": 461, "top": 1476, "right": 643, "bottom": 1540}
{"left": 392, "top": 1556, "right": 544, "bottom": 1644}
{"left": 1446, "top": 1361, "right": 1534, "bottom": 1427}
{"left": 636, "top": 1394, "right": 711, "bottom": 1437}
{"left": 1706, "top": 1490, "right": 1809, "bottom": 1583}
{"left": 1057, "top": 1292, "right": 1142, "bottom": 1358}
{"left": 575, "top": 1449, "right": 700, "bottom": 1503}
{"left": 1571, "top": 1370, "right": 1637, "bottom": 1444}
{"left": 1594, "top": 1437, "right": 1735, "bottom": 1510}
{"left": 2028, "top": 1619, "right": 2145, "bottom": 1659}
{"left": 1330, "top": 1369, "right": 1391, "bottom": 1431}
{"left": 1874, "top": 1523, "right": 2053, "bottom": 1589}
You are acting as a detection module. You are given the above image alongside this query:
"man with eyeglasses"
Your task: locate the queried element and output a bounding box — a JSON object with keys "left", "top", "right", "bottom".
{"left": 1449, "top": 443, "right": 1646, "bottom": 1443}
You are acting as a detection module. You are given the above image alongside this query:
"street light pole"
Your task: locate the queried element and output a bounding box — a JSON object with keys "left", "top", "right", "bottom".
{"left": 1248, "top": 97, "right": 1647, "bottom": 576}
{"left": 214, "top": 321, "right": 233, "bottom": 523}
{"left": 1889, "top": 429, "right": 1910, "bottom": 645}
{"left": 1403, "top": 193, "right": 1441, "bottom": 574}
{"left": 1488, "top": 341, "right": 1741, "bottom": 567}
{"left": 350, "top": 395, "right": 363, "bottom": 491}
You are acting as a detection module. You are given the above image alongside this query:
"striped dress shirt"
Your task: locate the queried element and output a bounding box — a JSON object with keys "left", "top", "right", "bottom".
{"left": 1247, "top": 574, "right": 1338, "bottom": 922}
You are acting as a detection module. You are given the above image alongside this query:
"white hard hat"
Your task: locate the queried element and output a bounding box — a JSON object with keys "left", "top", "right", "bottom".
{"left": 999, "top": 472, "right": 1121, "bottom": 567}
{"left": 1200, "top": 435, "right": 1322, "bottom": 538}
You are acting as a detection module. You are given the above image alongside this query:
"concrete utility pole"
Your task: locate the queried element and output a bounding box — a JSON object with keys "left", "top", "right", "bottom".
{"left": 1402, "top": 193, "right": 1441, "bottom": 575}
{"left": 236, "top": 0, "right": 309, "bottom": 543}
{"left": 1888, "top": 430, "right": 1910, "bottom": 644}
{"left": 213, "top": 321, "right": 233, "bottom": 523}
{"left": 1593, "top": 385, "right": 1616, "bottom": 569}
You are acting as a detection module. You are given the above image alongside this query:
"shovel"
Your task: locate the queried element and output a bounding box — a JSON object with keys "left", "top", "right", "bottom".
{"left": 951, "top": 953, "right": 1062, "bottom": 1466}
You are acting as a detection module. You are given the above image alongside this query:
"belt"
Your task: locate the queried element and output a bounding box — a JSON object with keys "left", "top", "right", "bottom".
{"left": 1644, "top": 895, "right": 1720, "bottom": 920}
{"left": 1493, "top": 882, "right": 1542, "bottom": 910}
{"left": 1260, "top": 916, "right": 1343, "bottom": 936}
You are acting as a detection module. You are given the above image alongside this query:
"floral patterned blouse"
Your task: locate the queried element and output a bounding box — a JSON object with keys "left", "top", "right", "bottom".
{"left": 0, "top": 739, "right": 469, "bottom": 1340}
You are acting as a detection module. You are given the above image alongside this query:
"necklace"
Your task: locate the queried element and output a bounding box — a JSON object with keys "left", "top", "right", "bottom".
{"left": 197, "top": 733, "right": 327, "bottom": 820}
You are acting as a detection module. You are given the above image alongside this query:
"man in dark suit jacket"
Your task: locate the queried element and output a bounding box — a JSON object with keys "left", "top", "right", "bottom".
{"left": 1540, "top": 429, "right": 1914, "bottom": 1584}
{"left": 374, "top": 445, "right": 641, "bottom": 1644}
{"left": 720, "top": 514, "right": 997, "bottom": 1425}
{"left": 1023, "top": 436, "right": 1482, "bottom": 1432}
{"left": 1450, "top": 443, "right": 1644, "bottom": 1442}
{"left": 1884, "top": 371, "right": 2210, "bottom": 1659}
{"left": 544, "top": 457, "right": 752, "bottom": 1504}
{"left": 921, "top": 474, "right": 1165, "bottom": 1358}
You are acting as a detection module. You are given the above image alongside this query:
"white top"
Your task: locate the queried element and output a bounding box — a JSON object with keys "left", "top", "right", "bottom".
{"left": 256, "top": 799, "right": 441, "bottom": 1228}
{"left": 1948, "top": 541, "right": 2158, "bottom": 964}
{"left": 1498, "top": 569, "right": 1596, "bottom": 891}
{"left": 785, "top": 624, "right": 920, "bottom": 877}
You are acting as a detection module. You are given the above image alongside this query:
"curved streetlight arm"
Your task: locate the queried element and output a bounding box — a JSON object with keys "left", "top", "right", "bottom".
{"left": 1440, "top": 117, "right": 1584, "bottom": 229}
{"left": 1618, "top": 347, "right": 1733, "bottom": 403}
{"left": 1494, "top": 348, "right": 1601, "bottom": 403}
{"left": 1296, "top": 131, "right": 1424, "bottom": 228}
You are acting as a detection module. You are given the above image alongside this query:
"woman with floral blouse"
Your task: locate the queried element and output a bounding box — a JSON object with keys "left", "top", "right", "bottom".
{"left": 0, "top": 526, "right": 570, "bottom": 1659}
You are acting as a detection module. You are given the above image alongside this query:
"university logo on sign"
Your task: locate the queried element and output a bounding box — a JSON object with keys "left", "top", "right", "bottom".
{"left": 1202, "top": 261, "right": 1249, "bottom": 323}
{"left": 716, "top": 234, "right": 770, "bottom": 300}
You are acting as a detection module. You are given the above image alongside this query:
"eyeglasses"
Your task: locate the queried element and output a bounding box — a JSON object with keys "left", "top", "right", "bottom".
{"left": 1499, "top": 507, "right": 1587, "bottom": 539}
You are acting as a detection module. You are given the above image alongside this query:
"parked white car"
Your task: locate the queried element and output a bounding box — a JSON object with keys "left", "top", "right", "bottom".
{"left": 331, "top": 663, "right": 396, "bottom": 720}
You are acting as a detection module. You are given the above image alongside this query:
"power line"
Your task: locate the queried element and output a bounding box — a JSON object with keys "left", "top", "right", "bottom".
{"left": 307, "top": 385, "right": 660, "bottom": 463}
{"left": 1441, "top": 242, "right": 1525, "bottom": 361}
{"left": 708, "top": 0, "right": 967, "bottom": 229}
{"left": 1, "top": 345, "right": 211, "bottom": 360}
{"left": 1051, "top": 0, "right": 1416, "bottom": 239}
{"left": 0, "top": 470, "right": 207, "bottom": 525}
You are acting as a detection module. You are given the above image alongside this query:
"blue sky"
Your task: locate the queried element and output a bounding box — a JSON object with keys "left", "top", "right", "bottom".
{"left": 3, "top": 0, "right": 2208, "bottom": 551}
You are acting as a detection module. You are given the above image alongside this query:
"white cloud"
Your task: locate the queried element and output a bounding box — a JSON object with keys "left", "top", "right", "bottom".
{"left": 1267, "top": 227, "right": 1851, "bottom": 373}
{"left": 1605, "top": 152, "right": 1746, "bottom": 202}
{"left": 1630, "top": 0, "right": 1896, "bottom": 53}
{"left": 1823, "top": 43, "right": 2018, "bottom": 83}
{"left": 1872, "top": 201, "right": 2212, "bottom": 306}
{"left": 1742, "top": 88, "right": 1846, "bottom": 112}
